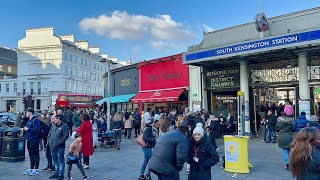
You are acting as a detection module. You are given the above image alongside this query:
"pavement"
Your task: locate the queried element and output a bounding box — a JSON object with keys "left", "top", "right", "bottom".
{"left": 0, "top": 133, "right": 294, "bottom": 180}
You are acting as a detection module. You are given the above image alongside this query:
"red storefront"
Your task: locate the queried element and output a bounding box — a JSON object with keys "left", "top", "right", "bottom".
{"left": 132, "top": 54, "right": 189, "bottom": 113}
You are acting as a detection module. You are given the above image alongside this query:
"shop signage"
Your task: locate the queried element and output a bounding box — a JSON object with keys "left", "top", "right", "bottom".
{"left": 121, "top": 78, "right": 130, "bottom": 86}
{"left": 140, "top": 55, "right": 189, "bottom": 91}
{"left": 255, "top": 13, "right": 269, "bottom": 32}
{"left": 185, "top": 29, "right": 320, "bottom": 62}
{"left": 205, "top": 68, "right": 240, "bottom": 89}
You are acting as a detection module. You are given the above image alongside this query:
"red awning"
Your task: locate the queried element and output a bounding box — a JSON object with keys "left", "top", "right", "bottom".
{"left": 132, "top": 88, "right": 185, "bottom": 103}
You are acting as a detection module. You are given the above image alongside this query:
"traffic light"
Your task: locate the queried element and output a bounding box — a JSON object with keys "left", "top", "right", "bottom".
{"left": 27, "top": 95, "right": 32, "bottom": 101}
{"left": 23, "top": 97, "right": 27, "bottom": 104}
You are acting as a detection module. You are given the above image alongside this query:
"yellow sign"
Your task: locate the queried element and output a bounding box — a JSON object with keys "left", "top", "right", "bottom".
{"left": 237, "top": 91, "right": 244, "bottom": 96}
{"left": 10, "top": 108, "right": 14, "bottom": 112}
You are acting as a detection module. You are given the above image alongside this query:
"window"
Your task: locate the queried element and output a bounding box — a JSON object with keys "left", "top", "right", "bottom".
{"left": 14, "top": 83, "right": 17, "bottom": 92}
{"left": 65, "top": 66, "right": 68, "bottom": 75}
{"left": 74, "top": 83, "right": 77, "bottom": 93}
{"left": 8, "top": 66, "right": 12, "bottom": 73}
{"left": 22, "top": 82, "right": 26, "bottom": 95}
{"left": 69, "top": 82, "right": 72, "bottom": 92}
{"left": 75, "top": 68, "right": 78, "bottom": 77}
{"left": 36, "top": 99, "right": 41, "bottom": 110}
{"left": 30, "top": 82, "right": 34, "bottom": 95}
{"left": 37, "top": 82, "right": 41, "bottom": 94}
{"left": 6, "top": 83, "right": 9, "bottom": 92}
{"left": 84, "top": 71, "right": 87, "bottom": 79}
{"left": 88, "top": 86, "right": 91, "bottom": 93}
{"left": 70, "top": 67, "right": 73, "bottom": 76}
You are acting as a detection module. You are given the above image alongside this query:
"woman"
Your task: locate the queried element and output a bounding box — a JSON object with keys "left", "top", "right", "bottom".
{"left": 176, "top": 111, "right": 185, "bottom": 127}
{"left": 138, "top": 121, "right": 156, "bottom": 180}
{"left": 290, "top": 127, "right": 320, "bottom": 180}
{"left": 186, "top": 123, "right": 219, "bottom": 180}
{"left": 76, "top": 113, "right": 93, "bottom": 169}
{"left": 124, "top": 112, "right": 133, "bottom": 139}
{"left": 113, "top": 112, "right": 123, "bottom": 150}
{"left": 276, "top": 112, "right": 295, "bottom": 170}
{"left": 158, "top": 115, "right": 172, "bottom": 137}
{"left": 91, "top": 116, "right": 99, "bottom": 148}
{"left": 208, "top": 114, "right": 220, "bottom": 150}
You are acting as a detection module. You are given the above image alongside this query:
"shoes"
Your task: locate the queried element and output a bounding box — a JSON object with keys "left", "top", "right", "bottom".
{"left": 43, "top": 167, "right": 51, "bottom": 172}
{"left": 84, "top": 176, "right": 89, "bottom": 180}
{"left": 49, "top": 174, "right": 59, "bottom": 179}
{"left": 116, "top": 145, "right": 120, "bottom": 150}
{"left": 145, "top": 174, "right": 152, "bottom": 180}
{"left": 139, "top": 175, "right": 145, "bottom": 180}
{"left": 83, "top": 165, "right": 90, "bottom": 169}
{"left": 23, "top": 169, "right": 32, "bottom": 175}
{"left": 261, "top": 140, "right": 265, "bottom": 142}
{"left": 186, "top": 170, "right": 189, "bottom": 175}
{"left": 57, "top": 176, "right": 64, "bottom": 180}
{"left": 68, "top": 177, "right": 72, "bottom": 180}
{"left": 29, "top": 169, "right": 39, "bottom": 176}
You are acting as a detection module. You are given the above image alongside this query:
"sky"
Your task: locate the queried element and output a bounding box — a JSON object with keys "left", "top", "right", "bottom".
{"left": 0, "top": 0, "right": 319, "bottom": 63}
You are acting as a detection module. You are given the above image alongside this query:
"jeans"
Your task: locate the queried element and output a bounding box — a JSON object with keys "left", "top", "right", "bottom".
{"left": 267, "top": 129, "right": 276, "bottom": 143}
{"left": 46, "top": 145, "right": 54, "bottom": 169}
{"left": 51, "top": 147, "right": 65, "bottom": 176}
{"left": 282, "top": 148, "right": 290, "bottom": 164}
{"left": 141, "top": 147, "right": 152, "bottom": 175}
{"left": 67, "top": 159, "right": 86, "bottom": 178}
{"left": 134, "top": 125, "right": 141, "bottom": 137}
{"left": 125, "top": 128, "right": 132, "bottom": 139}
{"left": 114, "top": 130, "right": 122, "bottom": 146}
{"left": 83, "top": 156, "right": 90, "bottom": 165}
{"left": 67, "top": 122, "right": 73, "bottom": 136}
{"left": 263, "top": 126, "right": 267, "bottom": 141}
{"left": 27, "top": 139, "right": 40, "bottom": 169}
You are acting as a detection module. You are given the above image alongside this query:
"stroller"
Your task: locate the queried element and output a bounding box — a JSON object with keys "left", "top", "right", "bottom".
{"left": 100, "top": 131, "right": 115, "bottom": 148}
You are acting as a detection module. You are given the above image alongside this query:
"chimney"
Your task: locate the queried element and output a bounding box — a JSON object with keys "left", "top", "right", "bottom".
{"left": 75, "top": 40, "right": 88, "bottom": 50}
{"left": 60, "top": 34, "right": 75, "bottom": 42}
{"left": 89, "top": 46, "right": 100, "bottom": 54}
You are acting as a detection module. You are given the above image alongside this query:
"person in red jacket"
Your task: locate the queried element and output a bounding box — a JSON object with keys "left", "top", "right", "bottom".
{"left": 76, "top": 113, "right": 93, "bottom": 169}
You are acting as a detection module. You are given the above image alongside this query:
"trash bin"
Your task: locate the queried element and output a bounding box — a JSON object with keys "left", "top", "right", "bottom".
{"left": 0, "top": 126, "right": 9, "bottom": 161}
{"left": 1, "top": 127, "right": 25, "bottom": 162}
{"left": 224, "top": 135, "right": 252, "bottom": 173}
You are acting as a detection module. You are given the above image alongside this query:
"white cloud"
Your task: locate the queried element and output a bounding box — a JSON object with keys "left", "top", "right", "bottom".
{"left": 151, "top": 40, "right": 178, "bottom": 51}
{"left": 202, "top": 24, "right": 214, "bottom": 33}
{"left": 79, "top": 11, "right": 196, "bottom": 50}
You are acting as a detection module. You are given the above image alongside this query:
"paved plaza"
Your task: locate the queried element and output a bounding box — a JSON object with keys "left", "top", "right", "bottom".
{"left": 0, "top": 134, "right": 295, "bottom": 180}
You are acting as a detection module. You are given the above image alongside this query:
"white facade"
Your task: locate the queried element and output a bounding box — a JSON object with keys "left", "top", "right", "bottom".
{"left": 0, "top": 27, "right": 107, "bottom": 112}
{"left": 188, "top": 66, "right": 207, "bottom": 112}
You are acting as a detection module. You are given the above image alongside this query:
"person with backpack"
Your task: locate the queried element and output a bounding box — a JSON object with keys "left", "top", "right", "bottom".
{"left": 284, "top": 100, "right": 294, "bottom": 118}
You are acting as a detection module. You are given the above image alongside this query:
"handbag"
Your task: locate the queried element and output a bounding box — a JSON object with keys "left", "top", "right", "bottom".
{"left": 136, "top": 133, "right": 147, "bottom": 147}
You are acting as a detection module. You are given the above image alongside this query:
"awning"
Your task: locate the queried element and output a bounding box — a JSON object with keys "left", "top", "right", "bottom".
{"left": 131, "top": 88, "right": 185, "bottom": 103}
{"left": 110, "top": 94, "right": 136, "bottom": 103}
{"left": 95, "top": 98, "right": 108, "bottom": 105}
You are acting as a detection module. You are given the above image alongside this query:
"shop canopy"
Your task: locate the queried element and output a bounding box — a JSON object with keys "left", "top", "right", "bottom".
{"left": 131, "top": 88, "right": 185, "bottom": 103}
{"left": 95, "top": 98, "right": 108, "bottom": 105}
{"left": 110, "top": 94, "right": 136, "bottom": 103}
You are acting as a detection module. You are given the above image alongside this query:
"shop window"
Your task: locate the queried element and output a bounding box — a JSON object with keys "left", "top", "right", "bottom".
{"left": 36, "top": 99, "right": 41, "bottom": 110}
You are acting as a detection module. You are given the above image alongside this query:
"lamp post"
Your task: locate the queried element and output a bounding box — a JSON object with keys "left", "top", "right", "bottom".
{"left": 100, "top": 58, "right": 115, "bottom": 131}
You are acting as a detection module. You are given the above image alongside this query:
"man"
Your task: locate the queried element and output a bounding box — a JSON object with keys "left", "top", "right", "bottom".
{"left": 144, "top": 108, "right": 152, "bottom": 124}
{"left": 57, "top": 109, "right": 66, "bottom": 123}
{"left": 22, "top": 109, "right": 41, "bottom": 176}
{"left": 65, "top": 109, "right": 74, "bottom": 136}
{"left": 148, "top": 121, "right": 189, "bottom": 180}
{"left": 294, "top": 111, "right": 309, "bottom": 132}
{"left": 43, "top": 115, "right": 56, "bottom": 172}
{"left": 72, "top": 109, "right": 82, "bottom": 129}
{"left": 266, "top": 110, "right": 277, "bottom": 143}
{"left": 41, "top": 110, "right": 51, "bottom": 125}
{"left": 133, "top": 108, "right": 142, "bottom": 138}
{"left": 48, "top": 114, "right": 69, "bottom": 180}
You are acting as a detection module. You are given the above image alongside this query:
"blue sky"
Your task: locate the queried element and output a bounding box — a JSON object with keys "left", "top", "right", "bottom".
{"left": 0, "top": 0, "right": 319, "bottom": 63}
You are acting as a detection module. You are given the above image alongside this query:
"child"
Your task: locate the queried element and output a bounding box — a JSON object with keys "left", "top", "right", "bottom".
{"left": 66, "top": 133, "right": 89, "bottom": 180}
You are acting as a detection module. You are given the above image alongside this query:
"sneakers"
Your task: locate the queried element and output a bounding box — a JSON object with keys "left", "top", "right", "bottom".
{"left": 29, "top": 169, "right": 39, "bottom": 176}
{"left": 139, "top": 175, "right": 145, "bottom": 180}
{"left": 83, "top": 165, "right": 90, "bottom": 169}
{"left": 49, "top": 174, "right": 60, "bottom": 179}
{"left": 23, "top": 169, "right": 32, "bottom": 175}
{"left": 145, "top": 174, "right": 152, "bottom": 180}
{"left": 68, "top": 177, "right": 73, "bottom": 180}
{"left": 84, "top": 176, "right": 89, "bottom": 180}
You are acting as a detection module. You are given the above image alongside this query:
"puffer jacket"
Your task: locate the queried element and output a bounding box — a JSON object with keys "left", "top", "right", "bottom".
{"left": 294, "top": 115, "right": 309, "bottom": 132}
{"left": 299, "top": 147, "right": 320, "bottom": 180}
{"left": 267, "top": 114, "right": 277, "bottom": 130}
{"left": 275, "top": 117, "right": 295, "bottom": 149}
{"left": 148, "top": 128, "right": 189, "bottom": 179}
{"left": 186, "top": 136, "right": 219, "bottom": 180}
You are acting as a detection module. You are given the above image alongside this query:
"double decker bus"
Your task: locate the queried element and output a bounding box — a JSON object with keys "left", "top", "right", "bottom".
{"left": 55, "top": 94, "right": 102, "bottom": 109}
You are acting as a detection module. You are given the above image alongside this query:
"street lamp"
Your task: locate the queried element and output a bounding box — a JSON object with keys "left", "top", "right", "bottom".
{"left": 100, "top": 58, "right": 116, "bottom": 131}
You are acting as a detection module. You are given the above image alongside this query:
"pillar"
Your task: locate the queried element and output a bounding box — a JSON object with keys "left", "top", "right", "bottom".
{"left": 240, "top": 61, "right": 251, "bottom": 135}
{"left": 298, "top": 52, "right": 310, "bottom": 100}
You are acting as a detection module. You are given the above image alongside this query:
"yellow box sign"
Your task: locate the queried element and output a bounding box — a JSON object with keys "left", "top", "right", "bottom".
{"left": 224, "top": 135, "right": 252, "bottom": 173}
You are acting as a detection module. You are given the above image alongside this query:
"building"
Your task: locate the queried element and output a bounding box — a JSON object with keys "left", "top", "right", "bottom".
{"left": 0, "top": 47, "right": 17, "bottom": 79}
{"left": 184, "top": 7, "right": 320, "bottom": 135}
{"left": 0, "top": 27, "right": 108, "bottom": 112}
{"left": 132, "top": 54, "right": 189, "bottom": 113}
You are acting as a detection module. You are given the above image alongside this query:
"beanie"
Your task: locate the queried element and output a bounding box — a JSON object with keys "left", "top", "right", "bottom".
{"left": 193, "top": 123, "right": 204, "bottom": 137}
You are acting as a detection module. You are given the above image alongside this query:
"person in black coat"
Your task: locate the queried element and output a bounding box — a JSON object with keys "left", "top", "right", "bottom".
{"left": 208, "top": 114, "right": 221, "bottom": 150}
{"left": 148, "top": 122, "right": 189, "bottom": 180}
{"left": 266, "top": 110, "right": 277, "bottom": 143}
{"left": 133, "top": 109, "right": 142, "bottom": 138}
{"left": 186, "top": 123, "right": 219, "bottom": 180}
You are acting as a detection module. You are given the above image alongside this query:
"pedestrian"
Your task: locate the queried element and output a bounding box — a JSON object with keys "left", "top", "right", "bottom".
{"left": 290, "top": 127, "right": 320, "bottom": 180}
{"left": 72, "top": 109, "right": 82, "bottom": 129}
{"left": 57, "top": 109, "right": 66, "bottom": 123}
{"left": 266, "top": 110, "right": 277, "bottom": 143}
{"left": 22, "top": 109, "right": 41, "bottom": 176}
{"left": 186, "top": 123, "right": 219, "bottom": 180}
{"left": 158, "top": 115, "right": 172, "bottom": 137}
{"left": 308, "top": 115, "right": 320, "bottom": 129}
{"left": 91, "top": 116, "right": 99, "bottom": 148}
{"left": 275, "top": 112, "right": 295, "bottom": 171}
{"left": 124, "top": 111, "right": 133, "bottom": 139}
{"left": 14, "top": 112, "right": 23, "bottom": 128}
{"left": 284, "top": 100, "right": 294, "bottom": 117}
{"left": 208, "top": 114, "right": 220, "bottom": 150}
{"left": 66, "top": 133, "right": 89, "bottom": 180}
{"left": 39, "top": 116, "right": 50, "bottom": 151}
{"left": 42, "top": 115, "right": 56, "bottom": 172}
{"left": 133, "top": 109, "right": 142, "bottom": 138}
{"left": 113, "top": 112, "right": 123, "bottom": 150}
{"left": 294, "top": 111, "right": 309, "bottom": 132}
{"left": 65, "top": 109, "right": 74, "bottom": 136}
{"left": 48, "top": 114, "right": 69, "bottom": 180}
{"left": 176, "top": 111, "right": 185, "bottom": 128}
{"left": 148, "top": 122, "right": 189, "bottom": 180}
{"left": 144, "top": 108, "right": 152, "bottom": 125}
{"left": 76, "top": 113, "right": 94, "bottom": 169}
{"left": 138, "top": 121, "right": 157, "bottom": 180}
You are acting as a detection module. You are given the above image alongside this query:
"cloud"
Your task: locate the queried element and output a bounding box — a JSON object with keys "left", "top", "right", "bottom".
{"left": 202, "top": 24, "right": 214, "bottom": 33}
{"left": 131, "top": 45, "right": 141, "bottom": 53}
{"left": 151, "top": 40, "right": 178, "bottom": 51}
{"left": 79, "top": 11, "right": 196, "bottom": 50}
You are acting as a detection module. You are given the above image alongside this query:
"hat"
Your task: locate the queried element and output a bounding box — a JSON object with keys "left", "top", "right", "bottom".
{"left": 301, "top": 112, "right": 306, "bottom": 116}
{"left": 193, "top": 123, "right": 204, "bottom": 137}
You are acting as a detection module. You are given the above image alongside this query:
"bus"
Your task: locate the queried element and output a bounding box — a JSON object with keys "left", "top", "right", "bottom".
{"left": 55, "top": 94, "right": 103, "bottom": 109}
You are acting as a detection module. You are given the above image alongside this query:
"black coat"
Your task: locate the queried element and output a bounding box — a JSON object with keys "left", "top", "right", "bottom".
{"left": 133, "top": 112, "right": 141, "bottom": 126}
{"left": 148, "top": 128, "right": 189, "bottom": 178}
{"left": 267, "top": 114, "right": 277, "bottom": 130}
{"left": 186, "top": 136, "right": 219, "bottom": 180}
{"left": 299, "top": 147, "right": 320, "bottom": 180}
{"left": 143, "top": 124, "right": 156, "bottom": 148}
{"left": 208, "top": 120, "right": 220, "bottom": 139}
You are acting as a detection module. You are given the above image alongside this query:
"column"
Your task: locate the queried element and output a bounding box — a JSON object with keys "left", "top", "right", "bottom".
{"left": 240, "top": 61, "right": 251, "bottom": 135}
{"left": 298, "top": 52, "right": 310, "bottom": 100}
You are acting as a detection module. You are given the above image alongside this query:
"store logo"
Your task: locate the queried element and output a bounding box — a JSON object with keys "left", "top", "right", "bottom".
{"left": 151, "top": 91, "right": 161, "bottom": 97}
{"left": 255, "top": 13, "right": 269, "bottom": 32}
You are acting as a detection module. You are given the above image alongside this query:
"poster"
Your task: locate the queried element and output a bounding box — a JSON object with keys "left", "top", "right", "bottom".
{"left": 299, "top": 100, "right": 311, "bottom": 120}
{"left": 225, "top": 142, "right": 239, "bottom": 162}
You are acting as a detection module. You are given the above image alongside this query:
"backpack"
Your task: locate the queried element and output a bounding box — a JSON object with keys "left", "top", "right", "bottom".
{"left": 34, "top": 120, "right": 49, "bottom": 138}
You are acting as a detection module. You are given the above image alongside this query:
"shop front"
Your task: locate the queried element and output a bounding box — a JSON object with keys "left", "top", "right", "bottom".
{"left": 184, "top": 8, "right": 320, "bottom": 135}
{"left": 132, "top": 54, "right": 189, "bottom": 114}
